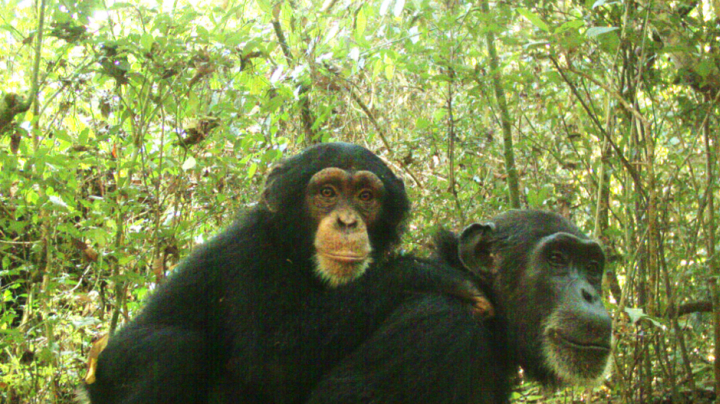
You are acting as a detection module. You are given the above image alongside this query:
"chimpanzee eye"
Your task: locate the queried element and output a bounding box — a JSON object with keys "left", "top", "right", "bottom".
{"left": 320, "top": 186, "right": 336, "bottom": 198}
{"left": 548, "top": 251, "right": 567, "bottom": 267}
{"left": 358, "top": 190, "right": 374, "bottom": 202}
{"left": 586, "top": 260, "right": 601, "bottom": 275}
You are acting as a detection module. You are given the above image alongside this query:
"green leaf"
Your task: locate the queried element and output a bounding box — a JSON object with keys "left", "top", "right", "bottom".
{"left": 586, "top": 26, "right": 618, "bottom": 38}
{"left": 77, "top": 128, "right": 89, "bottom": 145}
{"left": 379, "top": 0, "right": 392, "bottom": 16}
{"left": 72, "top": 317, "right": 101, "bottom": 328}
{"left": 349, "top": 47, "right": 360, "bottom": 61}
{"left": 408, "top": 26, "right": 419, "bottom": 44}
{"left": 109, "top": 2, "right": 132, "bottom": 10}
{"left": 325, "top": 23, "right": 340, "bottom": 43}
{"left": 695, "top": 59, "right": 714, "bottom": 79}
{"left": 517, "top": 8, "right": 549, "bottom": 32}
{"left": 592, "top": 0, "right": 617, "bottom": 8}
{"left": 48, "top": 195, "right": 68, "bottom": 209}
{"left": 26, "top": 190, "right": 39, "bottom": 204}
{"left": 182, "top": 156, "right": 197, "bottom": 170}
{"left": 356, "top": 7, "right": 367, "bottom": 36}
{"left": 555, "top": 19, "right": 584, "bottom": 34}
{"left": 140, "top": 32, "right": 154, "bottom": 51}
{"left": 372, "top": 58, "right": 383, "bottom": 80}
{"left": 624, "top": 307, "right": 666, "bottom": 329}
{"left": 53, "top": 129, "right": 72, "bottom": 143}
{"left": 415, "top": 117, "right": 430, "bottom": 130}
{"left": 255, "top": 0, "right": 272, "bottom": 14}
{"left": 624, "top": 307, "right": 645, "bottom": 324}
{"left": 247, "top": 162, "right": 258, "bottom": 178}
{"left": 527, "top": 185, "right": 551, "bottom": 208}
{"left": 384, "top": 63, "right": 395, "bottom": 81}
{"left": 393, "top": 0, "right": 405, "bottom": 17}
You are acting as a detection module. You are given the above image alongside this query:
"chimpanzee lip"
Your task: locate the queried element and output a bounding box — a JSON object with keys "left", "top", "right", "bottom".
{"left": 318, "top": 251, "right": 368, "bottom": 263}
{"left": 548, "top": 329, "right": 610, "bottom": 352}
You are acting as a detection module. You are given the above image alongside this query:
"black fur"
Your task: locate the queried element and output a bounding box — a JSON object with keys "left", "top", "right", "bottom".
{"left": 309, "top": 210, "right": 612, "bottom": 404}
{"left": 84, "top": 142, "right": 479, "bottom": 404}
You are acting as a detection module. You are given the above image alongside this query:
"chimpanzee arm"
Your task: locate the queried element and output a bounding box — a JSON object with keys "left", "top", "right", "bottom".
{"left": 373, "top": 257, "right": 493, "bottom": 318}
{"left": 84, "top": 325, "right": 209, "bottom": 404}
{"left": 307, "top": 294, "right": 512, "bottom": 404}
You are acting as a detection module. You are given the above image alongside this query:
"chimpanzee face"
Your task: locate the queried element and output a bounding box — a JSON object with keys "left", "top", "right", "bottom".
{"left": 458, "top": 211, "right": 613, "bottom": 386}
{"left": 262, "top": 142, "right": 410, "bottom": 287}
{"left": 528, "top": 232, "right": 612, "bottom": 385}
{"left": 306, "top": 167, "right": 385, "bottom": 286}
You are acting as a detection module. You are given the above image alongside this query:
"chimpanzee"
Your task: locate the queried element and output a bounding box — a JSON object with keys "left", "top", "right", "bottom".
{"left": 308, "top": 210, "right": 613, "bottom": 404}
{"left": 82, "top": 142, "right": 487, "bottom": 404}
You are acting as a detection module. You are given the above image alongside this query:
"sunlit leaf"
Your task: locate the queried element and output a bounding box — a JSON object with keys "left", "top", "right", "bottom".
{"left": 247, "top": 162, "right": 258, "bottom": 178}
{"left": 349, "top": 47, "right": 360, "bottom": 61}
{"left": 586, "top": 26, "right": 618, "bottom": 38}
{"left": 325, "top": 22, "right": 340, "bottom": 43}
{"left": 555, "top": 19, "right": 584, "bottom": 34}
{"left": 255, "top": 0, "right": 272, "bottom": 14}
{"left": 356, "top": 7, "right": 367, "bottom": 36}
{"left": 379, "top": 0, "right": 392, "bottom": 16}
{"left": 393, "top": 0, "right": 405, "bottom": 17}
{"left": 48, "top": 195, "right": 68, "bottom": 209}
{"left": 109, "top": 3, "right": 132, "bottom": 10}
{"left": 409, "top": 26, "right": 419, "bottom": 44}
{"left": 516, "top": 8, "right": 549, "bottom": 32}
{"left": 624, "top": 307, "right": 645, "bottom": 324}
{"left": 270, "top": 66, "right": 284, "bottom": 84}
{"left": 384, "top": 63, "right": 395, "bottom": 80}
{"left": 182, "top": 156, "right": 197, "bottom": 171}
{"left": 140, "top": 32, "right": 153, "bottom": 51}
{"left": 592, "top": 0, "right": 617, "bottom": 8}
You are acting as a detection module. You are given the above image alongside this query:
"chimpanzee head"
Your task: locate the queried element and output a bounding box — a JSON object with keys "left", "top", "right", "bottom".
{"left": 262, "top": 142, "right": 410, "bottom": 286}
{"left": 457, "top": 210, "right": 612, "bottom": 386}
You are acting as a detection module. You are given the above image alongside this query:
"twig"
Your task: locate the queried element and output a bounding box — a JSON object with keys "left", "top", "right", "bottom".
{"left": 271, "top": 19, "right": 317, "bottom": 143}
{"left": 549, "top": 55, "right": 646, "bottom": 199}
{"left": 345, "top": 88, "right": 423, "bottom": 188}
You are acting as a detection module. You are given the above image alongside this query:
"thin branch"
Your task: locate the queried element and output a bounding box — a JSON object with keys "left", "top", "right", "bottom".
{"left": 345, "top": 88, "right": 423, "bottom": 188}
{"left": 0, "top": 0, "right": 46, "bottom": 137}
{"left": 549, "top": 55, "right": 646, "bottom": 200}
{"left": 272, "top": 20, "right": 293, "bottom": 65}
{"left": 271, "top": 18, "right": 316, "bottom": 143}
{"left": 29, "top": 0, "right": 47, "bottom": 112}
{"left": 481, "top": 0, "right": 520, "bottom": 208}
{"left": 446, "top": 68, "right": 465, "bottom": 225}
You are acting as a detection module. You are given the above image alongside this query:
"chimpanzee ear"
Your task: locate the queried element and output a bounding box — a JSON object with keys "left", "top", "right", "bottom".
{"left": 458, "top": 222, "right": 496, "bottom": 274}
{"left": 261, "top": 187, "right": 278, "bottom": 212}
{"left": 261, "top": 162, "right": 286, "bottom": 212}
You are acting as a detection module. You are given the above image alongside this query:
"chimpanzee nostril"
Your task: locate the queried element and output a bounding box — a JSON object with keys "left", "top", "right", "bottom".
{"left": 337, "top": 214, "right": 359, "bottom": 230}
{"left": 581, "top": 287, "right": 594, "bottom": 303}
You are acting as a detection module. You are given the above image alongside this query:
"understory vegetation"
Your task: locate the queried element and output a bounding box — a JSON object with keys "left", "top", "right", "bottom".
{"left": 1, "top": 0, "right": 719, "bottom": 402}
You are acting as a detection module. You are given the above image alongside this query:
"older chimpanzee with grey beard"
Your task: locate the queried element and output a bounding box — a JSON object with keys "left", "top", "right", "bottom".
{"left": 309, "top": 210, "right": 613, "bottom": 404}
{"left": 82, "top": 142, "right": 488, "bottom": 404}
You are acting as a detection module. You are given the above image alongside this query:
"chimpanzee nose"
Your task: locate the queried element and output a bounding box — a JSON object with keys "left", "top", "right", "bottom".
{"left": 568, "top": 281, "right": 612, "bottom": 347}
{"left": 337, "top": 212, "right": 358, "bottom": 230}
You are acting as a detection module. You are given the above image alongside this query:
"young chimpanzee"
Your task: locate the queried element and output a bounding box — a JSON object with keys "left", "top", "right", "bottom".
{"left": 82, "top": 142, "right": 488, "bottom": 404}
{"left": 309, "top": 210, "right": 613, "bottom": 404}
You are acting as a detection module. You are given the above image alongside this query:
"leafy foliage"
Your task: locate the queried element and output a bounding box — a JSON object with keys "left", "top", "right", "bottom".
{"left": 1, "top": 0, "right": 719, "bottom": 402}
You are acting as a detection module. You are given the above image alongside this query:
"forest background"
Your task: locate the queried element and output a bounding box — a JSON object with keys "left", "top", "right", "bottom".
{"left": 1, "top": 0, "right": 720, "bottom": 402}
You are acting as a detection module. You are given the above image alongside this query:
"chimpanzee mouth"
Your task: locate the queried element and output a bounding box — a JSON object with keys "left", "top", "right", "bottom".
{"left": 548, "top": 329, "right": 610, "bottom": 352}
{"left": 317, "top": 251, "right": 369, "bottom": 263}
